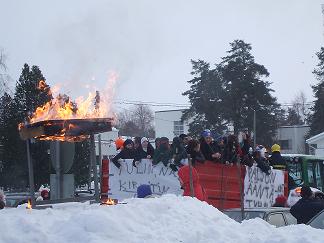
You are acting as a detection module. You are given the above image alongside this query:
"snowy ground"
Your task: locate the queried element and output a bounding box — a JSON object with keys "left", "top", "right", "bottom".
{"left": 0, "top": 195, "right": 323, "bottom": 243}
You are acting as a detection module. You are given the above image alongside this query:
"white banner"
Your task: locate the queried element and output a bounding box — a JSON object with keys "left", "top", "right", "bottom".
{"left": 244, "top": 165, "right": 285, "bottom": 208}
{"left": 109, "top": 159, "right": 183, "bottom": 200}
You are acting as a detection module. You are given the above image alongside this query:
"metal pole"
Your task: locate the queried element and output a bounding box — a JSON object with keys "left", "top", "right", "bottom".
{"left": 98, "top": 134, "right": 102, "bottom": 182}
{"left": 55, "top": 141, "right": 61, "bottom": 199}
{"left": 26, "top": 139, "right": 36, "bottom": 208}
{"left": 253, "top": 109, "right": 256, "bottom": 147}
{"left": 90, "top": 134, "right": 100, "bottom": 202}
{"left": 188, "top": 158, "right": 195, "bottom": 197}
{"left": 237, "top": 157, "right": 245, "bottom": 221}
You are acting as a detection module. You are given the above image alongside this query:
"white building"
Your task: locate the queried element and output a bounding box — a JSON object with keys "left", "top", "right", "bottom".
{"left": 276, "top": 125, "right": 310, "bottom": 154}
{"left": 155, "top": 109, "right": 189, "bottom": 141}
{"left": 95, "top": 128, "right": 119, "bottom": 157}
{"left": 306, "top": 132, "right": 324, "bottom": 156}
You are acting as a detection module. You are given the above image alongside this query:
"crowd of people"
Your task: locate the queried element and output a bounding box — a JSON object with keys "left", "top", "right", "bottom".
{"left": 111, "top": 129, "right": 287, "bottom": 175}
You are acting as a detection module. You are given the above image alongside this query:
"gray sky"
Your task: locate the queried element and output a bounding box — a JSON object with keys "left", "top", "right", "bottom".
{"left": 1, "top": 0, "right": 324, "bottom": 111}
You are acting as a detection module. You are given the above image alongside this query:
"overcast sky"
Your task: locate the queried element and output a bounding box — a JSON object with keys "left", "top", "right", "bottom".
{"left": 1, "top": 0, "right": 324, "bottom": 111}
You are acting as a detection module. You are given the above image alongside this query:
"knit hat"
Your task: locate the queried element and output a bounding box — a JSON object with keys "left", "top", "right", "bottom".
{"left": 137, "top": 184, "right": 152, "bottom": 198}
{"left": 141, "top": 137, "right": 148, "bottom": 144}
{"left": 41, "top": 189, "right": 49, "bottom": 199}
{"left": 301, "top": 186, "right": 312, "bottom": 198}
{"left": 274, "top": 195, "right": 287, "bottom": 206}
{"left": 115, "top": 138, "right": 125, "bottom": 150}
{"left": 123, "top": 139, "right": 134, "bottom": 147}
{"left": 201, "top": 129, "right": 212, "bottom": 138}
{"left": 271, "top": 144, "right": 281, "bottom": 153}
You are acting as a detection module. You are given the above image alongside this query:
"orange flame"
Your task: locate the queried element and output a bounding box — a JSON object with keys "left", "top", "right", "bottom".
{"left": 28, "top": 73, "right": 118, "bottom": 124}
{"left": 27, "top": 199, "right": 32, "bottom": 209}
{"left": 101, "top": 198, "right": 117, "bottom": 205}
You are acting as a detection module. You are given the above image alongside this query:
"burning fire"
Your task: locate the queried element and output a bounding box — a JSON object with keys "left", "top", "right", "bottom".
{"left": 18, "top": 72, "right": 117, "bottom": 141}
{"left": 101, "top": 198, "right": 117, "bottom": 205}
{"left": 26, "top": 199, "right": 32, "bottom": 209}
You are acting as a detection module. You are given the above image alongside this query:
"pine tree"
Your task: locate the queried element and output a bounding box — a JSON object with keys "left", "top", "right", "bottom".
{"left": 10, "top": 64, "right": 53, "bottom": 189}
{"left": 284, "top": 108, "right": 303, "bottom": 126}
{"left": 309, "top": 47, "right": 324, "bottom": 136}
{"left": 183, "top": 40, "right": 280, "bottom": 145}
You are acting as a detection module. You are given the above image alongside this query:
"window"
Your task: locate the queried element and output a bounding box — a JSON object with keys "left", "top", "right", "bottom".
{"left": 284, "top": 212, "right": 297, "bottom": 225}
{"left": 173, "top": 121, "right": 184, "bottom": 136}
{"left": 279, "top": 140, "right": 291, "bottom": 150}
{"left": 309, "top": 211, "right": 324, "bottom": 229}
{"left": 267, "top": 213, "right": 286, "bottom": 227}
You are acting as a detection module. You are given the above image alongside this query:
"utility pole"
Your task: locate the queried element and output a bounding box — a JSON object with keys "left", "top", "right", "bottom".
{"left": 253, "top": 109, "right": 256, "bottom": 147}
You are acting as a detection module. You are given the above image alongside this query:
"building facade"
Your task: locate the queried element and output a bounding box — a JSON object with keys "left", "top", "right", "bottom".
{"left": 155, "top": 109, "right": 189, "bottom": 141}
{"left": 275, "top": 125, "right": 310, "bottom": 154}
{"left": 306, "top": 132, "right": 324, "bottom": 156}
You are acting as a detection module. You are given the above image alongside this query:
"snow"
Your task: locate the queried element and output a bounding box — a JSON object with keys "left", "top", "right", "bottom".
{"left": 0, "top": 195, "right": 323, "bottom": 243}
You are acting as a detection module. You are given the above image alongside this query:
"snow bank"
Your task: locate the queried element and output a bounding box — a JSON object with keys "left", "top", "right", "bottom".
{"left": 0, "top": 195, "right": 323, "bottom": 243}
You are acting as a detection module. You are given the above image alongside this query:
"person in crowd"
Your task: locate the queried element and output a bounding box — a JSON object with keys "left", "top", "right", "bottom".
{"left": 186, "top": 139, "right": 205, "bottom": 166}
{"left": 114, "top": 137, "right": 125, "bottom": 151}
{"left": 200, "top": 129, "right": 222, "bottom": 162}
{"left": 272, "top": 195, "right": 288, "bottom": 207}
{"left": 112, "top": 139, "right": 136, "bottom": 168}
{"left": 170, "top": 136, "right": 188, "bottom": 170}
{"left": 137, "top": 184, "right": 154, "bottom": 198}
{"left": 134, "top": 137, "right": 142, "bottom": 150}
{"left": 269, "top": 144, "right": 286, "bottom": 170}
{"left": 253, "top": 145, "right": 271, "bottom": 175}
{"left": 0, "top": 189, "right": 5, "bottom": 209}
{"left": 177, "top": 165, "right": 206, "bottom": 201}
{"left": 223, "top": 135, "right": 242, "bottom": 165}
{"left": 133, "top": 137, "right": 155, "bottom": 167}
{"left": 179, "top": 134, "right": 190, "bottom": 149}
{"left": 152, "top": 137, "right": 172, "bottom": 167}
{"left": 290, "top": 186, "right": 324, "bottom": 224}
{"left": 36, "top": 189, "right": 50, "bottom": 201}
{"left": 240, "top": 132, "right": 252, "bottom": 156}
{"left": 155, "top": 137, "right": 161, "bottom": 149}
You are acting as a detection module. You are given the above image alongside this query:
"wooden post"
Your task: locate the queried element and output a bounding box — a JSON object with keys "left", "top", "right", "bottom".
{"left": 237, "top": 157, "right": 245, "bottom": 220}
{"left": 188, "top": 158, "right": 195, "bottom": 197}
{"left": 26, "top": 139, "right": 36, "bottom": 208}
{"left": 90, "top": 134, "right": 100, "bottom": 202}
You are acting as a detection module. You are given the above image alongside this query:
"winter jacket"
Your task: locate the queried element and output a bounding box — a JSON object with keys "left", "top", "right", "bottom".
{"left": 112, "top": 148, "right": 136, "bottom": 168}
{"left": 152, "top": 143, "right": 172, "bottom": 166}
{"left": 269, "top": 152, "right": 286, "bottom": 170}
{"left": 134, "top": 143, "right": 155, "bottom": 161}
{"left": 171, "top": 137, "right": 188, "bottom": 166}
{"left": 186, "top": 148, "right": 205, "bottom": 166}
{"left": 137, "top": 184, "right": 153, "bottom": 198}
{"left": 255, "top": 157, "right": 271, "bottom": 175}
{"left": 200, "top": 139, "right": 221, "bottom": 162}
{"left": 178, "top": 165, "right": 206, "bottom": 201}
{"left": 290, "top": 198, "right": 324, "bottom": 224}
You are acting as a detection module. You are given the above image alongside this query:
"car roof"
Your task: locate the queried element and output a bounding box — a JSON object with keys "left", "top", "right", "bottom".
{"left": 223, "top": 207, "right": 291, "bottom": 212}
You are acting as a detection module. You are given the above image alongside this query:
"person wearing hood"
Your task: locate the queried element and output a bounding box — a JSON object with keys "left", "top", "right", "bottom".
{"left": 133, "top": 137, "right": 155, "bottom": 167}
{"left": 112, "top": 139, "right": 136, "bottom": 168}
{"left": 253, "top": 145, "right": 271, "bottom": 175}
{"left": 178, "top": 165, "right": 206, "bottom": 201}
{"left": 137, "top": 184, "right": 154, "bottom": 198}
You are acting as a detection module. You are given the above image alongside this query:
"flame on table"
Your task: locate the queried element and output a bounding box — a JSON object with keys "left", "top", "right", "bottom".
{"left": 101, "top": 198, "right": 117, "bottom": 205}
{"left": 26, "top": 199, "right": 32, "bottom": 209}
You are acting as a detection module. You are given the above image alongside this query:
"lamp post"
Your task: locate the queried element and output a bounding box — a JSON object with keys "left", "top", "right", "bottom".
{"left": 253, "top": 109, "right": 256, "bottom": 147}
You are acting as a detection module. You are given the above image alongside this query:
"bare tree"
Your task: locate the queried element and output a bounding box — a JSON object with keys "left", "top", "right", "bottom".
{"left": 0, "top": 49, "right": 12, "bottom": 97}
{"left": 116, "top": 104, "right": 155, "bottom": 137}
{"left": 292, "top": 91, "right": 310, "bottom": 124}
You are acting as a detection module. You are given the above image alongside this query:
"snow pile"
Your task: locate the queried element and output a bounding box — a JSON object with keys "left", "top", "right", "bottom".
{"left": 0, "top": 195, "right": 323, "bottom": 243}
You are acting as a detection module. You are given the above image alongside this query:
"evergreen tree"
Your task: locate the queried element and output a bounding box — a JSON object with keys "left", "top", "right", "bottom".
{"left": 9, "top": 64, "right": 53, "bottom": 189}
{"left": 183, "top": 40, "right": 280, "bottom": 145}
{"left": 309, "top": 47, "right": 324, "bottom": 136}
{"left": 284, "top": 108, "right": 303, "bottom": 126}
{"left": 71, "top": 141, "right": 90, "bottom": 187}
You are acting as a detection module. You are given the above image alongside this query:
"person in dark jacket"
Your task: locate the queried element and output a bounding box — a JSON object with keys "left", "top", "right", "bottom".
{"left": 170, "top": 137, "right": 188, "bottom": 167}
{"left": 187, "top": 139, "right": 205, "bottom": 166}
{"left": 133, "top": 137, "right": 155, "bottom": 167}
{"left": 152, "top": 137, "right": 172, "bottom": 167}
{"left": 290, "top": 186, "right": 324, "bottom": 224}
{"left": 179, "top": 133, "right": 190, "bottom": 148}
{"left": 112, "top": 139, "right": 136, "bottom": 168}
{"left": 200, "top": 129, "right": 221, "bottom": 162}
{"left": 269, "top": 144, "right": 286, "bottom": 170}
{"left": 178, "top": 165, "right": 206, "bottom": 201}
{"left": 223, "top": 135, "right": 242, "bottom": 165}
